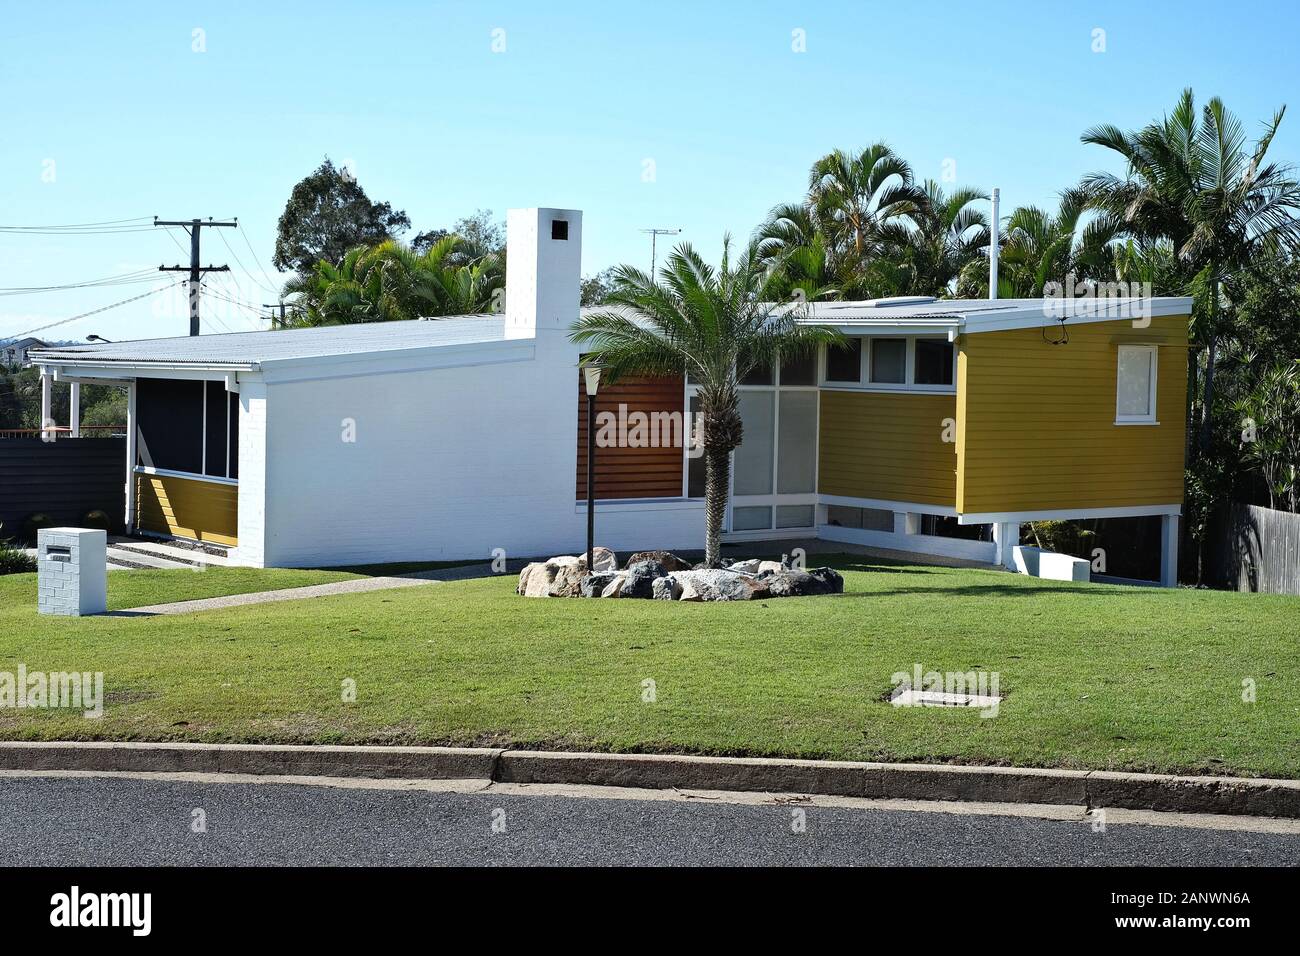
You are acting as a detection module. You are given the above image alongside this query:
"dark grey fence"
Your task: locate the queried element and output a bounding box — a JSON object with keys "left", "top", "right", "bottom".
{"left": 1210, "top": 502, "right": 1300, "bottom": 595}
{"left": 0, "top": 437, "right": 126, "bottom": 542}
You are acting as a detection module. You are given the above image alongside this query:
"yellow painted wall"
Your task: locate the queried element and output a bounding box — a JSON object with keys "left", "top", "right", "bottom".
{"left": 955, "top": 314, "right": 1189, "bottom": 515}
{"left": 135, "top": 472, "right": 238, "bottom": 546}
{"left": 818, "top": 390, "right": 957, "bottom": 506}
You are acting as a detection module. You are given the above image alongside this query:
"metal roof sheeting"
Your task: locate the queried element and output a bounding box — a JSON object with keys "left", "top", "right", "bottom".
{"left": 29, "top": 316, "right": 505, "bottom": 367}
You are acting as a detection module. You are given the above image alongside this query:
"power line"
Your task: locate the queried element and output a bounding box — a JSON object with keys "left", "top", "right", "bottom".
{"left": 215, "top": 226, "right": 277, "bottom": 295}
{"left": 0, "top": 268, "right": 162, "bottom": 297}
{"left": 3, "top": 280, "right": 186, "bottom": 340}
{"left": 0, "top": 216, "right": 152, "bottom": 230}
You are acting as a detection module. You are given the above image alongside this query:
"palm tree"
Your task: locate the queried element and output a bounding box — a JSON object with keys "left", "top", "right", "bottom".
{"left": 992, "top": 187, "right": 1119, "bottom": 297}
{"left": 1081, "top": 89, "right": 1300, "bottom": 451}
{"left": 570, "top": 240, "right": 841, "bottom": 566}
{"left": 284, "top": 236, "right": 504, "bottom": 326}
{"left": 755, "top": 144, "right": 926, "bottom": 299}
{"left": 892, "top": 180, "right": 989, "bottom": 296}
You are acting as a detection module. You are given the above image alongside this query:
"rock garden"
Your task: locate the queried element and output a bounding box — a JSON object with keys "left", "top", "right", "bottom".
{"left": 516, "top": 548, "right": 844, "bottom": 602}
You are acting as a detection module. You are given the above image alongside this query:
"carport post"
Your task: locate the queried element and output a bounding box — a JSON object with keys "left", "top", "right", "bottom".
{"left": 69, "top": 382, "right": 80, "bottom": 438}
{"left": 39, "top": 369, "right": 52, "bottom": 440}
{"left": 124, "top": 380, "right": 137, "bottom": 532}
{"left": 1160, "top": 514, "right": 1180, "bottom": 588}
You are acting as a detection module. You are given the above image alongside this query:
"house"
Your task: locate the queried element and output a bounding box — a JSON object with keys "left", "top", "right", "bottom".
{"left": 28, "top": 208, "right": 1192, "bottom": 584}
{"left": 2, "top": 337, "right": 48, "bottom": 368}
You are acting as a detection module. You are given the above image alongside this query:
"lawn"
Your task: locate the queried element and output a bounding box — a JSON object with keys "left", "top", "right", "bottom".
{"left": 1, "top": 556, "right": 1298, "bottom": 778}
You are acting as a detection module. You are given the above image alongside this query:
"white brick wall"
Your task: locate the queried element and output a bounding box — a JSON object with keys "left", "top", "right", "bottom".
{"left": 37, "top": 528, "right": 107, "bottom": 616}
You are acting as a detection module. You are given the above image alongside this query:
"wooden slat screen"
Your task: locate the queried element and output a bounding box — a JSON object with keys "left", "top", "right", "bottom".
{"left": 576, "top": 373, "right": 686, "bottom": 500}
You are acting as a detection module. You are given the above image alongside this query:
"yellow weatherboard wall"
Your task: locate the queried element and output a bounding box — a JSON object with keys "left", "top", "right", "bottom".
{"left": 818, "top": 390, "right": 957, "bottom": 506}
{"left": 955, "top": 313, "right": 1189, "bottom": 515}
{"left": 135, "top": 473, "right": 238, "bottom": 546}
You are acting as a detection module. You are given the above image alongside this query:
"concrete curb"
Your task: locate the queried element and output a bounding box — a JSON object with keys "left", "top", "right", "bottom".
{"left": 2, "top": 742, "right": 1298, "bottom": 818}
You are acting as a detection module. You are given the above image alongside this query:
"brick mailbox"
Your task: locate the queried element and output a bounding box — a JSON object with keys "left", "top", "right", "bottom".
{"left": 37, "top": 528, "right": 108, "bottom": 616}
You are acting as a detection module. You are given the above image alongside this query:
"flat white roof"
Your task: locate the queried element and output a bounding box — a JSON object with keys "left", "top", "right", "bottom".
{"left": 28, "top": 296, "right": 1193, "bottom": 370}
{"left": 29, "top": 315, "right": 505, "bottom": 369}
{"left": 790, "top": 296, "right": 1194, "bottom": 334}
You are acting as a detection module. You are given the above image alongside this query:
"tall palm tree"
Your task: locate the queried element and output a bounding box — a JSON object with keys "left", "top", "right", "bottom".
{"left": 570, "top": 240, "right": 841, "bottom": 565}
{"left": 994, "top": 186, "right": 1119, "bottom": 297}
{"left": 755, "top": 144, "right": 926, "bottom": 299}
{"left": 808, "top": 144, "right": 925, "bottom": 260}
{"left": 1081, "top": 89, "right": 1300, "bottom": 451}
{"left": 892, "top": 180, "right": 989, "bottom": 296}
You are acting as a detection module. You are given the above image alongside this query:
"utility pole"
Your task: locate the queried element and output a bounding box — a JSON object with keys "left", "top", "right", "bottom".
{"left": 262, "top": 301, "right": 288, "bottom": 330}
{"left": 640, "top": 228, "right": 681, "bottom": 276}
{"left": 155, "top": 217, "right": 236, "bottom": 335}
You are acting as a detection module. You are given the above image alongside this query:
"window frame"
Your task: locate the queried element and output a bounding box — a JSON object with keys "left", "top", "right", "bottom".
{"left": 818, "top": 335, "right": 957, "bottom": 394}
{"left": 1114, "top": 344, "right": 1160, "bottom": 425}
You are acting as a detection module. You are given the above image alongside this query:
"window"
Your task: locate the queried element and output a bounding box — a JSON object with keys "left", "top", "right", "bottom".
{"left": 779, "top": 351, "right": 817, "bottom": 386}
{"left": 776, "top": 391, "right": 817, "bottom": 493}
{"left": 914, "top": 339, "right": 954, "bottom": 386}
{"left": 733, "top": 391, "right": 774, "bottom": 495}
{"left": 550, "top": 220, "right": 569, "bottom": 240}
{"left": 1116, "top": 345, "right": 1158, "bottom": 423}
{"left": 870, "top": 338, "right": 907, "bottom": 384}
{"left": 732, "top": 506, "right": 773, "bottom": 531}
{"left": 826, "top": 338, "right": 863, "bottom": 382}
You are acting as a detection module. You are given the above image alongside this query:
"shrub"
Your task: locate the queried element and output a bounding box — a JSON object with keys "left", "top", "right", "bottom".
{"left": 81, "top": 509, "right": 111, "bottom": 531}
{"left": 0, "top": 539, "right": 35, "bottom": 575}
{"left": 20, "top": 512, "right": 53, "bottom": 543}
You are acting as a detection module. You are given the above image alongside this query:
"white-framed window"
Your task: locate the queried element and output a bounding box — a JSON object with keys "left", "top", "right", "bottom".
{"left": 820, "top": 336, "right": 956, "bottom": 393}
{"left": 1115, "top": 345, "right": 1159, "bottom": 424}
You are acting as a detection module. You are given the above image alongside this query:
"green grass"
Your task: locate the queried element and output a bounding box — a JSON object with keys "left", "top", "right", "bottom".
{"left": 1, "top": 557, "right": 1298, "bottom": 778}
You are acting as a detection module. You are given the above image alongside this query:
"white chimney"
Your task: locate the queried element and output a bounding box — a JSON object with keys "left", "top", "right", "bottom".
{"left": 504, "top": 207, "right": 582, "bottom": 341}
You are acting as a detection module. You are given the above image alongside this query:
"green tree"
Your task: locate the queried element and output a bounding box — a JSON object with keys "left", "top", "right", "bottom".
{"left": 284, "top": 236, "right": 503, "bottom": 326}
{"left": 965, "top": 186, "right": 1119, "bottom": 297}
{"left": 894, "top": 180, "right": 989, "bottom": 296}
{"left": 273, "top": 158, "right": 411, "bottom": 275}
{"left": 1082, "top": 90, "right": 1300, "bottom": 452}
{"left": 570, "top": 240, "right": 841, "bottom": 566}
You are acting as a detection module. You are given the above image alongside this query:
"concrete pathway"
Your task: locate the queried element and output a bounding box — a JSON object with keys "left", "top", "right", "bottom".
{"left": 112, "top": 561, "right": 520, "bottom": 616}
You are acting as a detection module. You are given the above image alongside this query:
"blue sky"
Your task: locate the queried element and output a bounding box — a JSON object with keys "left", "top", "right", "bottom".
{"left": 3, "top": 0, "right": 1298, "bottom": 341}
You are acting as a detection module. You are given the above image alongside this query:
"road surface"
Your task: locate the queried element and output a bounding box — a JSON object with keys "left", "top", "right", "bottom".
{"left": 2, "top": 772, "right": 1298, "bottom": 866}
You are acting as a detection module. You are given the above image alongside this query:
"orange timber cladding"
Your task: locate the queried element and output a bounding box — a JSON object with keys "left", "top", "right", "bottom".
{"left": 575, "top": 373, "right": 687, "bottom": 500}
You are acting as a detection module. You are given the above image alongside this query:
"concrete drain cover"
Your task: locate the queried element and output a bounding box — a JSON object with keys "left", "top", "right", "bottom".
{"left": 891, "top": 687, "right": 1002, "bottom": 709}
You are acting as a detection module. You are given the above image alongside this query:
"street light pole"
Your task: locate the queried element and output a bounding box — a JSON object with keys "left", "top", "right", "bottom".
{"left": 583, "top": 365, "right": 603, "bottom": 572}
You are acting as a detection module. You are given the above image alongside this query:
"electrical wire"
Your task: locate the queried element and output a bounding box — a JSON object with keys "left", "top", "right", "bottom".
{"left": 3, "top": 280, "right": 186, "bottom": 340}
{"left": 215, "top": 226, "right": 277, "bottom": 295}
{"left": 0, "top": 268, "right": 162, "bottom": 297}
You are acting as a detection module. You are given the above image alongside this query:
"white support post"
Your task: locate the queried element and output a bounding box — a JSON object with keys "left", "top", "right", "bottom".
{"left": 124, "top": 381, "right": 137, "bottom": 532}
{"left": 893, "top": 512, "right": 922, "bottom": 536}
{"left": 69, "top": 382, "right": 81, "bottom": 438}
{"left": 39, "top": 369, "right": 53, "bottom": 440}
{"left": 993, "top": 521, "right": 1020, "bottom": 570}
{"left": 1160, "top": 514, "right": 1180, "bottom": 588}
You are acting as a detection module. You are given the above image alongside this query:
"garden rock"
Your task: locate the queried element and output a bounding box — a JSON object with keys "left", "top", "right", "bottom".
{"left": 625, "top": 550, "right": 692, "bottom": 573}
{"left": 760, "top": 566, "right": 845, "bottom": 597}
{"left": 621, "top": 560, "right": 669, "bottom": 598}
{"left": 601, "top": 573, "right": 628, "bottom": 598}
{"left": 517, "top": 555, "right": 583, "bottom": 597}
{"left": 651, "top": 575, "right": 681, "bottom": 601}
{"left": 582, "top": 547, "right": 618, "bottom": 573}
{"left": 727, "top": 559, "right": 760, "bottom": 575}
{"left": 547, "top": 561, "right": 587, "bottom": 597}
{"left": 580, "top": 572, "right": 620, "bottom": 598}
{"left": 674, "top": 569, "right": 757, "bottom": 602}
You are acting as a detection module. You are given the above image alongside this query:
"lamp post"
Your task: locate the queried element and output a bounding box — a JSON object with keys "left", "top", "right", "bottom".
{"left": 583, "top": 364, "right": 602, "bottom": 572}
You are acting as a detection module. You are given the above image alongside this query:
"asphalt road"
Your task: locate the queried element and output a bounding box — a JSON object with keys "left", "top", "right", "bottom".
{"left": 2, "top": 774, "right": 1299, "bottom": 867}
